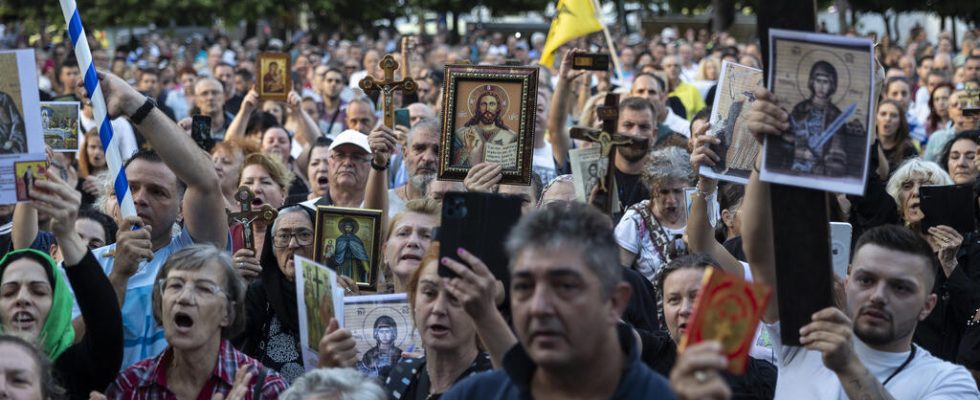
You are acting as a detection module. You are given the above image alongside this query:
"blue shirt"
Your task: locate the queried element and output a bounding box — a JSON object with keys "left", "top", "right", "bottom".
{"left": 71, "top": 227, "right": 228, "bottom": 369}
{"left": 442, "top": 324, "right": 677, "bottom": 400}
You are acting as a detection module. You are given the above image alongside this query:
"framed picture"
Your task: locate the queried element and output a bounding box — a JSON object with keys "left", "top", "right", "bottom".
{"left": 438, "top": 64, "right": 538, "bottom": 185}
{"left": 343, "top": 293, "right": 423, "bottom": 377}
{"left": 40, "top": 101, "right": 80, "bottom": 152}
{"left": 257, "top": 52, "right": 290, "bottom": 101}
{"left": 313, "top": 206, "right": 383, "bottom": 291}
{"left": 760, "top": 29, "right": 875, "bottom": 196}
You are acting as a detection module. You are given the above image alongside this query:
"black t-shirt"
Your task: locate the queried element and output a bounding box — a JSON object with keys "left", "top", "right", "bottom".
{"left": 615, "top": 168, "right": 650, "bottom": 212}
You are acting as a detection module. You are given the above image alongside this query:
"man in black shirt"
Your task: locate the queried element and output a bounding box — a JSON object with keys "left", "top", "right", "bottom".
{"left": 614, "top": 97, "right": 657, "bottom": 210}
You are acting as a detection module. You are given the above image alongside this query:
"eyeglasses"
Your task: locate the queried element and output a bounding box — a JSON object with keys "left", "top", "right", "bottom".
{"left": 274, "top": 229, "right": 315, "bottom": 247}
{"left": 329, "top": 153, "right": 372, "bottom": 163}
{"left": 159, "top": 278, "right": 227, "bottom": 300}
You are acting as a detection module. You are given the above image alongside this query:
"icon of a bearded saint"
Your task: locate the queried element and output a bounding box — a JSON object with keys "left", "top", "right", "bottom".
{"left": 451, "top": 86, "right": 518, "bottom": 168}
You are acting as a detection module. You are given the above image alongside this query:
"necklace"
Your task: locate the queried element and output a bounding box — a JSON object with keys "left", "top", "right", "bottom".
{"left": 882, "top": 345, "right": 916, "bottom": 387}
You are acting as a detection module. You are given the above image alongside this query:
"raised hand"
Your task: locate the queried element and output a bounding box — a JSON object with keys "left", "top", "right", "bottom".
{"left": 318, "top": 318, "right": 358, "bottom": 368}
{"left": 669, "top": 341, "right": 732, "bottom": 400}
{"left": 440, "top": 247, "right": 503, "bottom": 322}
{"left": 744, "top": 88, "right": 791, "bottom": 144}
{"left": 463, "top": 162, "right": 502, "bottom": 193}
{"left": 368, "top": 125, "right": 398, "bottom": 168}
{"left": 113, "top": 217, "right": 154, "bottom": 278}
{"left": 558, "top": 48, "right": 588, "bottom": 82}
{"left": 28, "top": 168, "right": 81, "bottom": 239}
{"left": 799, "top": 307, "right": 858, "bottom": 374}
{"left": 231, "top": 248, "right": 262, "bottom": 281}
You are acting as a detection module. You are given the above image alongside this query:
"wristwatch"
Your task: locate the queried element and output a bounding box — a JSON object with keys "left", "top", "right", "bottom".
{"left": 130, "top": 96, "right": 156, "bottom": 125}
{"left": 371, "top": 159, "right": 389, "bottom": 171}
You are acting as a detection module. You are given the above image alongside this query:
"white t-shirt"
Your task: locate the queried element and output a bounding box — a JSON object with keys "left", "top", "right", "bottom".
{"left": 387, "top": 188, "right": 407, "bottom": 216}
{"left": 765, "top": 323, "right": 979, "bottom": 399}
{"left": 614, "top": 200, "right": 686, "bottom": 282}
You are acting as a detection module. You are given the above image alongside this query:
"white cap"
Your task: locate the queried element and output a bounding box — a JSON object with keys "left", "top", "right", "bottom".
{"left": 328, "top": 129, "right": 372, "bottom": 154}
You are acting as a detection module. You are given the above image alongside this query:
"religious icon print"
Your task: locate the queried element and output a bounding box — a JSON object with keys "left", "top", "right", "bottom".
{"left": 313, "top": 206, "right": 383, "bottom": 291}
{"left": 761, "top": 29, "right": 875, "bottom": 196}
{"left": 343, "top": 293, "right": 423, "bottom": 378}
{"left": 257, "top": 53, "right": 290, "bottom": 101}
{"left": 293, "top": 255, "right": 345, "bottom": 371}
{"left": 450, "top": 81, "right": 523, "bottom": 169}
{"left": 0, "top": 49, "right": 46, "bottom": 204}
{"left": 700, "top": 61, "right": 764, "bottom": 184}
{"left": 40, "top": 102, "right": 80, "bottom": 152}
{"left": 439, "top": 64, "right": 539, "bottom": 185}
{"left": 569, "top": 146, "right": 608, "bottom": 202}
{"left": 679, "top": 267, "right": 772, "bottom": 375}
{"left": 14, "top": 160, "right": 47, "bottom": 202}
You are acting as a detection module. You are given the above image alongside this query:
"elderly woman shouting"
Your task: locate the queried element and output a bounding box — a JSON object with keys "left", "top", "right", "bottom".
{"left": 105, "top": 245, "right": 287, "bottom": 400}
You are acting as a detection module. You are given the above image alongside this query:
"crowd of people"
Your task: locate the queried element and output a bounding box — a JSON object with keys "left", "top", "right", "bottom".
{"left": 0, "top": 16, "right": 979, "bottom": 400}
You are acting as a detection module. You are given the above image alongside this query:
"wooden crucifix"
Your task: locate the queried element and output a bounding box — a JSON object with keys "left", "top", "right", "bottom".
{"left": 757, "top": 0, "right": 833, "bottom": 346}
{"left": 569, "top": 93, "right": 646, "bottom": 215}
{"left": 358, "top": 54, "right": 417, "bottom": 129}
{"left": 226, "top": 186, "right": 278, "bottom": 250}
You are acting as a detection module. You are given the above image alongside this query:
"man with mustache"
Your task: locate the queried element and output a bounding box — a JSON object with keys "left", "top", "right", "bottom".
{"left": 442, "top": 203, "right": 676, "bottom": 399}
{"left": 741, "top": 88, "right": 978, "bottom": 398}
{"left": 451, "top": 88, "right": 518, "bottom": 168}
{"left": 302, "top": 130, "right": 372, "bottom": 209}
{"left": 388, "top": 118, "right": 440, "bottom": 215}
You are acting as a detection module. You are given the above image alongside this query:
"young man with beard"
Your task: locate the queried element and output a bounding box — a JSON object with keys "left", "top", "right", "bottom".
{"left": 302, "top": 130, "right": 372, "bottom": 209}
{"left": 613, "top": 97, "right": 658, "bottom": 211}
{"left": 741, "top": 89, "right": 978, "bottom": 398}
{"left": 316, "top": 66, "right": 348, "bottom": 138}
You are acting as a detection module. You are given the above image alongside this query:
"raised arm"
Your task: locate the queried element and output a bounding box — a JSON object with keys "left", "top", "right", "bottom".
{"left": 741, "top": 88, "right": 788, "bottom": 324}
{"left": 224, "top": 88, "right": 259, "bottom": 142}
{"left": 548, "top": 49, "right": 586, "bottom": 167}
{"left": 365, "top": 125, "right": 397, "bottom": 227}
{"left": 11, "top": 203, "right": 39, "bottom": 250}
{"left": 97, "top": 71, "right": 228, "bottom": 248}
{"left": 688, "top": 123, "right": 745, "bottom": 278}
{"left": 286, "top": 91, "right": 322, "bottom": 148}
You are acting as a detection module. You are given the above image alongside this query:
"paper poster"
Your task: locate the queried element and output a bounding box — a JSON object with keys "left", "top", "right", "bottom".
{"left": 0, "top": 49, "right": 46, "bottom": 204}
{"left": 760, "top": 30, "right": 875, "bottom": 195}
{"left": 700, "top": 61, "right": 764, "bottom": 184}
{"left": 294, "top": 255, "right": 346, "bottom": 371}
{"left": 40, "top": 101, "right": 80, "bottom": 152}
{"left": 343, "top": 293, "right": 423, "bottom": 377}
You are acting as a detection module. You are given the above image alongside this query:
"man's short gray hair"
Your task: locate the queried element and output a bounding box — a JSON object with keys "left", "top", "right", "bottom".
{"left": 505, "top": 202, "right": 621, "bottom": 298}
{"left": 281, "top": 368, "right": 386, "bottom": 400}
{"left": 406, "top": 118, "right": 440, "bottom": 147}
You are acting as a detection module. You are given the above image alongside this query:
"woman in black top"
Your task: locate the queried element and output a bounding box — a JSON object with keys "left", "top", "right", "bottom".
{"left": 383, "top": 242, "right": 515, "bottom": 400}
{"left": 0, "top": 171, "right": 122, "bottom": 400}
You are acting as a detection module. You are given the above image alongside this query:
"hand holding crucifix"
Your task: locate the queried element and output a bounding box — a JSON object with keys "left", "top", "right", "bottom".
{"left": 226, "top": 186, "right": 278, "bottom": 251}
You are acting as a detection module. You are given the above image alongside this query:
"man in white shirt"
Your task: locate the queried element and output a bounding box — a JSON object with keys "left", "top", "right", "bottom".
{"left": 741, "top": 91, "right": 978, "bottom": 398}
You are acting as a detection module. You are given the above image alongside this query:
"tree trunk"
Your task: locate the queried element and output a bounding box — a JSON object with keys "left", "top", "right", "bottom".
{"left": 836, "top": 0, "right": 848, "bottom": 34}
{"left": 712, "top": 0, "right": 736, "bottom": 34}
{"left": 882, "top": 13, "right": 891, "bottom": 43}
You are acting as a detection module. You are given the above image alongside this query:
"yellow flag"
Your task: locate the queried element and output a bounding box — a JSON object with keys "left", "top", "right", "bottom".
{"left": 539, "top": 0, "right": 603, "bottom": 67}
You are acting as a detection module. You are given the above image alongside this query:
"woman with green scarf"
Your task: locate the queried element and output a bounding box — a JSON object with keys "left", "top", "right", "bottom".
{"left": 0, "top": 171, "right": 122, "bottom": 399}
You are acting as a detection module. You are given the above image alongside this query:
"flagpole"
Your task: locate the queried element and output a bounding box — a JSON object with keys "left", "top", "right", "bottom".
{"left": 593, "top": 0, "right": 625, "bottom": 84}
{"left": 59, "top": 0, "right": 137, "bottom": 219}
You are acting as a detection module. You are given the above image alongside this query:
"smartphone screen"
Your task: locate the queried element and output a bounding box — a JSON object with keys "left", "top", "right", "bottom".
{"left": 394, "top": 108, "right": 411, "bottom": 128}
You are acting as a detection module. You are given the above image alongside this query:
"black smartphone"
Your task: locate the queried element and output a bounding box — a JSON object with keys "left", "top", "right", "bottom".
{"left": 919, "top": 184, "right": 976, "bottom": 235}
{"left": 572, "top": 53, "right": 610, "bottom": 71}
{"left": 191, "top": 115, "right": 214, "bottom": 153}
{"left": 437, "top": 192, "right": 522, "bottom": 286}
{"left": 394, "top": 108, "right": 410, "bottom": 128}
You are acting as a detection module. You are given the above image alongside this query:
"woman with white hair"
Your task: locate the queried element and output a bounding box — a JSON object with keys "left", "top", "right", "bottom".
{"left": 106, "top": 245, "right": 288, "bottom": 399}
{"left": 886, "top": 158, "right": 979, "bottom": 363}
{"left": 615, "top": 146, "right": 693, "bottom": 282}
{"left": 281, "top": 368, "right": 386, "bottom": 400}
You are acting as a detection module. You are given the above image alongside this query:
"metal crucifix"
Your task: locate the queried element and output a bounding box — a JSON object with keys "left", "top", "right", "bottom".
{"left": 226, "top": 186, "right": 278, "bottom": 250}
{"left": 358, "top": 54, "right": 417, "bottom": 129}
